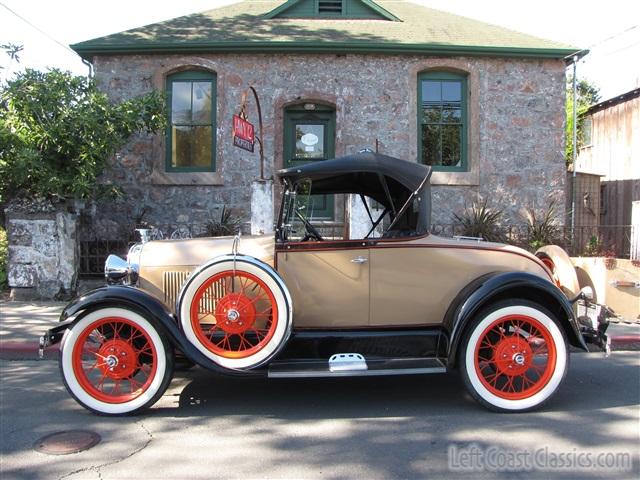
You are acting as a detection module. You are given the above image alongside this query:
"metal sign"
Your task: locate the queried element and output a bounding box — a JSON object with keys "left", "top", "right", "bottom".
{"left": 232, "top": 114, "right": 255, "bottom": 152}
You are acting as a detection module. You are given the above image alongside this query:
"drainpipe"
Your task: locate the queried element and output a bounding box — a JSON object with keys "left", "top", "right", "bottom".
{"left": 81, "top": 58, "right": 93, "bottom": 79}
{"left": 570, "top": 56, "right": 578, "bottom": 240}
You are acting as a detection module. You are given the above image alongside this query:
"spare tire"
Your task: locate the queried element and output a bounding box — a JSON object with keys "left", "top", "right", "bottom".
{"left": 535, "top": 245, "right": 580, "bottom": 298}
{"left": 178, "top": 255, "right": 292, "bottom": 370}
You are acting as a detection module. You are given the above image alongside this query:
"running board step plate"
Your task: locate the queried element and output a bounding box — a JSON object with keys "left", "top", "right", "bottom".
{"left": 268, "top": 356, "right": 446, "bottom": 378}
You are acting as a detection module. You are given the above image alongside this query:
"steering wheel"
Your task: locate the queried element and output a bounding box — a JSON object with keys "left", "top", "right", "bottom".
{"left": 295, "top": 210, "right": 324, "bottom": 241}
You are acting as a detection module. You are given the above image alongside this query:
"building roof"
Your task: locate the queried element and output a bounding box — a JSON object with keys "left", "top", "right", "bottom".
{"left": 71, "top": 0, "right": 580, "bottom": 61}
{"left": 585, "top": 87, "right": 640, "bottom": 116}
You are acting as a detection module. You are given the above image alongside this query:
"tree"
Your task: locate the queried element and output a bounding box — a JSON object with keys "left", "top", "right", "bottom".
{"left": 0, "top": 68, "right": 165, "bottom": 205}
{"left": 566, "top": 76, "right": 600, "bottom": 165}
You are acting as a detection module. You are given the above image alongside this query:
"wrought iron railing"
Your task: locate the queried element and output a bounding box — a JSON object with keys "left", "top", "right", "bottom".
{"left": 77, "top": 222, "right": 635, "bottom": 278}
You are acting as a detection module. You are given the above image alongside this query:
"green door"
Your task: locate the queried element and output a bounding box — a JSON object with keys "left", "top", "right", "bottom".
{"left": 284, "top": 106, "right": 336, "bottom": 220}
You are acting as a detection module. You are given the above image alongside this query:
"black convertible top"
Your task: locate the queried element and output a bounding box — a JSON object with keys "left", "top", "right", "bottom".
{"left": 277, "top": 151, "right": 432, "bottom": 235}
{"left": 277, "top": 151, "right": 431, "bottom": 193}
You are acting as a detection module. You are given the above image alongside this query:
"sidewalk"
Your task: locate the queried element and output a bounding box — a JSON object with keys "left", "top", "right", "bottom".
{"left": 1, "top": 300, "right": 638, "bottom": 360}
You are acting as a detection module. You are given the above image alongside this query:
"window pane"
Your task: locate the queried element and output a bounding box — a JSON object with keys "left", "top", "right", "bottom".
{"left": 441, "top": 125, "right": 461, "bottom": 167}
{"left": 422, "top": 81, "right": 440, "bottom": 105}
{"left": 422, "top": 108, "right": 441, "bottom": 123}
{"left": 192, "top": 82, "right": 212, "bottom": 123}
{"left": 442, "top": 81, "right": 461, "bottom": 102}
{"left": 192, "top": 126, "right": 212, "bottom": 167}
{"left": 421, "top": 124, "right": 440, "bottom": 166}
{"left": 171, "top": 82, "right": 192, "bottom": 124}
{"left": 442, "top": 108, "right": 462, "bottom": 123}
{"left": 171, "top": 126, "right": 192, "bottom": 167}
{"left": 294, "top": 124, "right": 325, "bottom": 159}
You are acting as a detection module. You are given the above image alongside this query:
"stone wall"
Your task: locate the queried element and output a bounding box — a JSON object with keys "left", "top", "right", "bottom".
{"left": 88, "top": 53, "right": 567, "bottom": 234}
{"left": 6, "top": 210, "right": 78, "bottom": 299}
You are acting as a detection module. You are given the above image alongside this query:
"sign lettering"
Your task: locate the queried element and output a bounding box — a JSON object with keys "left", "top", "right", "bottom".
{"left": 232, "top": 114, "right": 255, "bottom": 152}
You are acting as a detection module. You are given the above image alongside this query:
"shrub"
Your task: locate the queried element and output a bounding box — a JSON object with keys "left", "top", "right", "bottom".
{"left": 206, "top": 206, "right": 242, "bottom": 237}
{"left": 452, "top": 199, "right": 506, "bottom": 243}
{"left": 0, "top": 68, "right": 165, "bottom": 204}
{"left": 522, "top": 201, "right": 562, "bottom": 251}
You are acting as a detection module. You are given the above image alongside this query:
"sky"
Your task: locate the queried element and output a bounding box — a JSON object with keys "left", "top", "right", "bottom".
{"left": 1, "top": 0, "right": 639, "bottom": 100}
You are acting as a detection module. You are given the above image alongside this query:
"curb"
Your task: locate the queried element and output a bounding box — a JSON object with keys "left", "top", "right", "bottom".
{"left": 0, "top": 342, "right": 59, "bottom": 361}
{"left": 2, "top": 336, "right": 639, "bottom": 361}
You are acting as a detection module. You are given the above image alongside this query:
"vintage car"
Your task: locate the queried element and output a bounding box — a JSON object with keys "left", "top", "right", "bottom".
{"left": 41, "top": 152, "right": 611, "bottom": 415}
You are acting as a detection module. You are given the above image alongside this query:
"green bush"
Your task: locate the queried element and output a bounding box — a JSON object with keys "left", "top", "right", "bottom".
{"left": 0, "top": 68, "right": 165, "bottom": 204}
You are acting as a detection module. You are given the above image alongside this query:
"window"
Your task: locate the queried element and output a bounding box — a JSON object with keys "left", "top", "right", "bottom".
{"left": 581, "top": 116, "right": 593, "bottom": 147}
{"left": 418, "top": 71, "right": 467, "bottom": 171}
{"left": 166, "top": 70, "right": 216, "bottom": 172}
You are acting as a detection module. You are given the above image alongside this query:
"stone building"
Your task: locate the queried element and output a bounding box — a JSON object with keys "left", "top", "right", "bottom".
{"left": 71, "top": 0, "right": 578, "bottom": 242}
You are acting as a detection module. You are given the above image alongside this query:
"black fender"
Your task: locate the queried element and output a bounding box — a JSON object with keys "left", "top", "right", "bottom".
{"left": 444, "top": 271, "right": 587, "bottom": 368}
{"left": 58, "top": 286, "right": 262, "bottom": 376}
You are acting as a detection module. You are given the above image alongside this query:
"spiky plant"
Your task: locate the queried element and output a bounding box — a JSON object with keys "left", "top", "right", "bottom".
{"left": 523, "top": 201, "right": 562, "bottom": 252}
{"left": 453, "top": 199, "right": 506, "bottom": 243}
{"left": 206, "top": 206, "right": 242, "bottom": 237}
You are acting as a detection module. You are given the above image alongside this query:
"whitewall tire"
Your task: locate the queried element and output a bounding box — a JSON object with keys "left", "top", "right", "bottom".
{"left": 178, "top": 256, "right": 292, "bottom": 370}
{"left": 459, "top": 300, "right": 568, "bottom": 412}
{"left": 60, "top": 307, "right": 174, "bottom": 415}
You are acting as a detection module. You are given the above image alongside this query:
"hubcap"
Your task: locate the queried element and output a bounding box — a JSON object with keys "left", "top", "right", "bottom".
{"left": 215, "top": 293, "right": 257, "bottom": 334}
{"left": 97, "top": 339, "right": 137, "bottom": 379}
{"left": 493, "top": 336, "right": 532, "bottom": 376}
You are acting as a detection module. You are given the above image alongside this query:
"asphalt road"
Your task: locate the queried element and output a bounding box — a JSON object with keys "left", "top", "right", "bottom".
{"left": 1, "top": 352, "right": 638, "bottom": 480}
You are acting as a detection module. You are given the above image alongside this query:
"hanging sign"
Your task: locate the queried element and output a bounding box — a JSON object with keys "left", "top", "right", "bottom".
{"left": 232, "top": 114, "right": 255, "bottom": 152}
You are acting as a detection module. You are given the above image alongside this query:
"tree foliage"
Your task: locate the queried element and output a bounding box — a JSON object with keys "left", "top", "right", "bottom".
{"left": 0, "top": 69, "right": 165, "bottom": 204}
{"left": 565, "top": 75, "right": 600, "bottom": 165}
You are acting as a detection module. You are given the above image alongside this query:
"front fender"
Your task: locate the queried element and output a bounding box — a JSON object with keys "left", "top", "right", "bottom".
{"left": 444, "top": 271, "right": 587, "bottom": 368}
{"left": 57, "top": 286, "right": 260, "bottom": 376}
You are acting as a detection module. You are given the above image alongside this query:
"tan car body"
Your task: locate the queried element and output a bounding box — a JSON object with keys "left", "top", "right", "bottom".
{"left": 136, "top": 233, "right": 551, "bottom": 329}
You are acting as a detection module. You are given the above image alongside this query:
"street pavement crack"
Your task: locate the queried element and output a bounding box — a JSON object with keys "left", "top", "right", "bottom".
{"left": 58, "top": 421, "right": 153, "bottom": 480}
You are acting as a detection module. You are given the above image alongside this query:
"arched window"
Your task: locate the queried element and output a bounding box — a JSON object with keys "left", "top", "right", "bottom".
{"left": 418, "top": 71, "right": 467, "bottom": 171}
{"left": 165, "top": 70, "right": 216, "bottom": 172}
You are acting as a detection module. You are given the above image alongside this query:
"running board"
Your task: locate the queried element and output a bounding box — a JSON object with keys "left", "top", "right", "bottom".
{"left": 268, "top": 355, "right": 447, "bottom": 378}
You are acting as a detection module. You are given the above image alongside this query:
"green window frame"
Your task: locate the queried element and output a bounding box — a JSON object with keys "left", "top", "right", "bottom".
{"left": 418, "top": 71, "right": 468, "bottom": 172}
{"left": 165, "top": 70, "right": 216, "bottom": 172}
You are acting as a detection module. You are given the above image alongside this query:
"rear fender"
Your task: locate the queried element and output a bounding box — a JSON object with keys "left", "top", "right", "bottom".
{"left": 444, "top": 271, "right": 587, "bottom": 368}
{"left": 56, "top": 286, "right": 260, "bottom": 376}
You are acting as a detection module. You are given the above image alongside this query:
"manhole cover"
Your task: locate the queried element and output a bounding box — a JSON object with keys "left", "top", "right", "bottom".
{"left": 34, "top": 430, "right": 101, "bottom": 455}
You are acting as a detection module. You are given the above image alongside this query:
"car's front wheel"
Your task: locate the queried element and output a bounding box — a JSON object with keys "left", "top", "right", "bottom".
{"left": 60, "top": 307, "right": 174, "bottom": 415}
{"left": 459, "top": 300, "right": 568, "bottom": 412}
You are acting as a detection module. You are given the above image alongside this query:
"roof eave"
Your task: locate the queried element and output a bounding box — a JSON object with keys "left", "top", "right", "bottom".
{"left": 71, "top": 41, "right": 580, "bottom": 63}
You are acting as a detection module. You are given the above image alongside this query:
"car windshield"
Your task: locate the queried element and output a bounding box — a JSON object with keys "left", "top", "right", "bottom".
{"left": 278, "top": 177, "right": 430, "bottom": 242}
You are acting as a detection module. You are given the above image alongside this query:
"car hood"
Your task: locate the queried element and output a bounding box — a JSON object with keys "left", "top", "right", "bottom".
{"left": 138, "top": 234, "right": 275, "bottom": 268}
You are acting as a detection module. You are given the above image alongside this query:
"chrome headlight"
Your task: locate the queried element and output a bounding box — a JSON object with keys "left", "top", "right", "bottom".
{"left": 105, "top": 243, "right": 142, "bottom": 285}
{"left": 126, "top": 243, "right": 142, "bottom": 284}
{"left": 105, "top": 255, "right": 132, "bottom": 284}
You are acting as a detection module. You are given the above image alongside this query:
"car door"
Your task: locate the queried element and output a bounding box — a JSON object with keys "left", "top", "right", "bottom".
{"left": 276, "top": 246, "right": 370, "bottom": 328}
{"left": 369, "top": 244, "right": 446, "bottom": 327}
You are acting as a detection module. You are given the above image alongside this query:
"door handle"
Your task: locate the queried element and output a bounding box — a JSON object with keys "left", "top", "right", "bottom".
{"left": 350, "top": 256, "right": 368, "bottom": 264}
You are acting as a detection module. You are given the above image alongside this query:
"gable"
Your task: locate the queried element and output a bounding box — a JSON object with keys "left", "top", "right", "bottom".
{"left": 265, "top": 0, "right": 400, "bottom": 21}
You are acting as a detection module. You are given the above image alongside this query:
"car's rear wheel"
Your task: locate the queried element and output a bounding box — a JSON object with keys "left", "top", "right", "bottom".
{"left": 179, "top": 257, "right": 292, "bottom": 370}
{"left": 459, "top": 300, "right": 568, "bottom": 412}
{"left": 60, "top": 307, "right": 174, "bottom": 415}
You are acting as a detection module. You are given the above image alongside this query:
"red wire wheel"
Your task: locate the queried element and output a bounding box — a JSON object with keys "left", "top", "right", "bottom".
{"left": 474, "top": 314, "right": 557, "bottom": 400}
{"left": 189, "top": 270, "right": 278, "bottom": 359}
{"left": 71, "top": 317, "right": 158, "bottom": 404}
